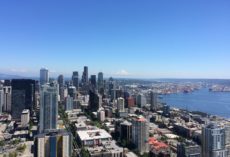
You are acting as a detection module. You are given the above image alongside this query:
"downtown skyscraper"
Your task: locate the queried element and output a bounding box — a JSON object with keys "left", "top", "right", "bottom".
{"left": 202, "top": 123, "right": 227, "bottom": 157}
{"left": 150, "top": 91, "right": 158, "bottom": 111}
{"left": 39, "top": 83, "right": 58, "bottom": 133}
{"left": 98, "top": 72, "right": 103, "bottom": 88}
{"left": 57, "top": 74, "right": 65, "bottom": 101}
{"left": 72, "top": 71, "right": 79, "bottom": 90}
{"left": 82, "top": 66, "right": 88, "bottom": 85}
{"left": 40, "top": 68, "right": 49, "bottom": 85}
{"left": 11, "top": 79, "right": 35, "bottom": 120}
{"left": 2, "top": 86, "right": 11, "bottom": 113}
{"left": 90, "top": 75, "right": 97, "bottom": 89}
{"left": 132, "top": 117, "right": 149, "bottom": 155}
{"left": 34, "top": 130, "right": 72, "bottom": 157}
{"left": 0, "top": 88, "right": 3, "bottom": 114}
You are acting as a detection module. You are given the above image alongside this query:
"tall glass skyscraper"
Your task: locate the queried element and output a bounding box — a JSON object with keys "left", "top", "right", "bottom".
{"left": 2, "top": 86, "right": 11, "bottom": 113}
{"left": 90, "top": 75, "right": 97, "bottom": 89}
{"left": 82, "top": 66, "right": 88, "bottom": 84}
{"left": 72, "top": 71, "right": 79, "bottom": 90}
{"left": 0, "top": 88, "right": 3, "bottom": 114}
{"left": 40, "top": 68, "right": 49, "bottom": 85}
{"left": 34, "top": 130, "right": 72, "bottom": 157}
{"left": 57, "top": 74, "right": 64, "bottom": 101}
{"left": 11, "top": 79, "right": 35, "bottom": 120}
{"left": 132, "top": 117, "right": 149, "bottom": 155}
{"left": 98, "top": 72, "right": 103, "bottom": 89}
{"left": 202, "top": 123, "right": 227, "bottom": 157}
{"left": 150, "top": 91, "right": 158, "bottom": 111}
{"left": 39, "top": 83, "right": 58, "bottom": 133}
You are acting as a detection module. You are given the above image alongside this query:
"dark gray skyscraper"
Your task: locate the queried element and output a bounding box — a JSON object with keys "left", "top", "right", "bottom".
{"left": 98, "top": 72, "right": 104, "bottom": 93}
{"left": 0, "top": 88, "right": 3, "bottom": 114}
{"left": 72, "top": 71, "right": 79, "bottom": 90}
{"left": 89, "top": 90, "right": 99, "bottom": 112}
{"left": 39, "top": 83, "right": 58, "bottom": 133}
{"left": 57, "top": 75, "right": 64, "bottom": 101}
{"left": 202, "top": 123, "right": 227, "bottom": 157}
{"left": 90, "top": 75, "right": 97, "bottom": 89}
{"left": 57, "top": 75, "right": 64, "bottom": 87}
{"left": 108, "top": 77, "right": 115, "bottom": 98}
{"left": 40, "top": 68, "right": 49, "bottom": 85}
{"left": 2, "top": 86, "right": 11, "bottom": 113}
{"left": 150, "top": 91, "right": 158, "bottom": 111}
{"left": 11, "top": 79, "right": 35, "bottom": 120}
{"left": 68, "top": 86, "right": 76, "bottom": 100}
{"left": 82, "top": 66, "right": 88, "bottom": 84}
{"left": 132, "top": 117, "right": 149, "bottom": 155}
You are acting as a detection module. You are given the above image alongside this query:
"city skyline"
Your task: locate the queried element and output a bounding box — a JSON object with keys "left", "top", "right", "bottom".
{"left": 0, "top": 0, "right": 230, "bottom": 79}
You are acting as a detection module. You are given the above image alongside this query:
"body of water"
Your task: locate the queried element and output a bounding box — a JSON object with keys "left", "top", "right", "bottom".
{"left": 161, "top": 88, "right": 230, "bottom": 118}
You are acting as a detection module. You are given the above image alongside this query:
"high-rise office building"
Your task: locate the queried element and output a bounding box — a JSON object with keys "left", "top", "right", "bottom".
{"left": 132, "top": 117, "right": 149, "bottom": 155}
{"left": 40, "top": 68, "right": 49, "bottom": 85}
{"left": 68, "top": 86, "right": 76, "bottom": 100}
{"left": 57, "top": 75, "right": 64, "bottom": 101}
{"left": 225, "top": 126, "right": 230, "bottom": 157}
{"left": 34, "top": 130, "right": 72, "bottom": 157}
{"left": 57, "top": 75, "right": 64, "bottom": 87}
{"left": 117, "top": 97, "right": 125, "bottom": 112}
{"left": 136, "top": 94, "right": 146, "bottom": 108}
{"left": 11, "top": 79, "right": 35, "bottom": 120}
{"left": 202, "top": 123, "right": 227, "bottom": 157}
{"left": 98, "top": 72, "right": 103, "bottom": 92}
{"left": 108, "top": 77, "right": 116, "bottom": 99}
{"left": 120, "top": 121, "right": 132, "bottom": 144}
{"left": 39, "top": 83, "right": 58, "bottom": 133}
{"left": 177, "top": 140, "right": 201, "bottom": 157}
{"left": 0, "top": 88, "right": 3, "bottom": 114}
{"left": 97, "top": 109, "right": 105, "bottom": 122}
{"left": 21, "top": 109, "right": 30, "bottom": 127}
{"left": 150, "top": 91, "right": 158, "bottom": 111}
{"left": 90, "top": 75, "right": 97, "bottom": 89}
{"left": 89, "top": 90, "right": 99, "bottom": 112}
{"left": 127, "top": 97, "right": 135, "bottom": 108}
{"left": 72, "top": 71, "right": 79, "bottom": 90}
{"left": 82, "top": 66, "right": 88, "bottom": 84}
{"left": 162, "top": 104, "right": 170, "bottom": 117}
{"left": 2, "top": 86, "right": 11, "bottom": 113}
{"left": 123, "top": 91, "right": 130, "bottom": 108}
{"left": 65, "top": 95, "right": 73, "bottom": 111}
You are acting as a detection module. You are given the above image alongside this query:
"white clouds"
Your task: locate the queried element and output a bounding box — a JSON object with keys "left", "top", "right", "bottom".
{"left": 115, "top": 69, "right": 131, "bottom": 76}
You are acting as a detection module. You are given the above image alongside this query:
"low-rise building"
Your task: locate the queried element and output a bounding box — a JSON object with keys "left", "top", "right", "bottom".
{"left": 77, "top": 129, "right": 112, "bottom": 146}
{"left": 21, "top": 109, "right": 30, "bottom": 127}
{"left": 87, "top": 140, "right": 123, "bottom": 157}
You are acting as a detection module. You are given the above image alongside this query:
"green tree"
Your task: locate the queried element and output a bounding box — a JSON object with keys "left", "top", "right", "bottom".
{"left": 81, "top": 148, "right": 90, "bottom": 157}
{"left": 11, "top": 139, "right": 20, "bottom": 145}
{"left": 0, "top": 140, "right": 4, "bottom": 147}
{"left": 9, "top": 152, "right": 17, "bottom": 157}
{"left": 16, "top": 144, "right": 26, "bottom": 153}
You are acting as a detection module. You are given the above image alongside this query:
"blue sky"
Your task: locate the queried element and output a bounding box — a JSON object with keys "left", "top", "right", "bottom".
{"left": 0, "top": 0, "right": 229, "bottom": 78}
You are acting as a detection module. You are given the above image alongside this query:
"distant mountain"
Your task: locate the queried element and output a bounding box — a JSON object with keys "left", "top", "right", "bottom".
{"left": 0, "top": 73, "right": 25, "bottom": 80}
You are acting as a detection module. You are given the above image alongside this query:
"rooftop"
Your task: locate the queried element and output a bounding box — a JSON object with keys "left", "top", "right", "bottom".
{"left": 22, "top": 109, "right": 30, "bottom": 114}
{"left": 87, "top": 140, "right": 123, "bottom": 155}
{"left": 149, "top": 137, "right": 168, "bottom": 151}
{"left": 77, "top": 129, "right": 112, "bottom": 141}
{"left": 125, "top": 152, "right": 138, "bottom": 157}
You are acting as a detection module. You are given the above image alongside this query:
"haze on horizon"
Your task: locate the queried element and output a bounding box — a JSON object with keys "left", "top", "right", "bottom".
{"left": 0, "top": 0, "right": 229, "bottom": 79}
